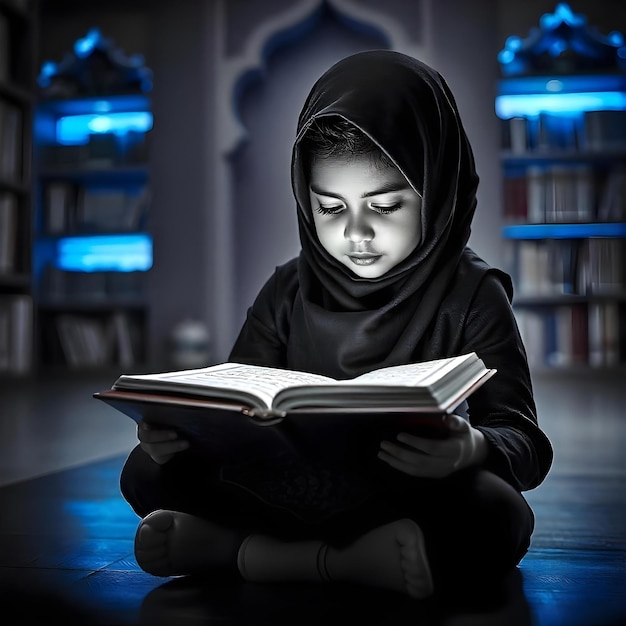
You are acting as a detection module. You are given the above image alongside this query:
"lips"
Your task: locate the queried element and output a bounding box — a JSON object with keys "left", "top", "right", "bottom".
{"left": 348, "top": 253, "right": 382, "bottom": 266}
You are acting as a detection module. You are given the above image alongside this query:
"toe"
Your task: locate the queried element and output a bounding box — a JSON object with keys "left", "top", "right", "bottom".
{"left": 144, "top": 509, "right": 176, "bottom": 532}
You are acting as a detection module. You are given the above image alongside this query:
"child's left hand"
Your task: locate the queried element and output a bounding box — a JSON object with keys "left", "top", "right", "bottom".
{"left": 378, "top": 414, "right": 488, "bottom": 478}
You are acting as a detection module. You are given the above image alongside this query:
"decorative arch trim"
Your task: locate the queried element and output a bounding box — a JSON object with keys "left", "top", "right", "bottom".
{"left": 216, "top": 0, "right": 432, "bottom": 154}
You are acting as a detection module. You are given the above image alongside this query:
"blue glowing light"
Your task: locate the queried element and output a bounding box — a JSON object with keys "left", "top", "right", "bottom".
{"left": 503, "top": 223, "right": 626, "bottom": 240}
{"left": 56, "top": 111, "right": 153, "bottom": 145}
{"left": 497, "top": 3, "right": 626, "bottom": 75}
{"left": 74, "top": 28, "right": 102, "bottom": 58}
{"left": 56, "top": 234, "right": 153, "bottom": 272}
{"left": 540, "top": 2, "right": 585, "bottom": 31}
{"left": 495, "top": 91, "right": 626, "bottom": 118}
{"left": 37, "top": 61, "right": 58, "bottom": 87}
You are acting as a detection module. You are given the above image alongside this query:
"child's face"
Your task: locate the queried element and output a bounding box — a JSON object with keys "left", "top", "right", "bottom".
{"left": 309, "top": 154, "right": 422, "bottom": 278}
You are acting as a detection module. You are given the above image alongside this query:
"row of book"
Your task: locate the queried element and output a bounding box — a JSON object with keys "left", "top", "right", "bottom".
{"left": 502, "top": 110, "right": 626, "bottom": 154}
{"left": 0, "top": 98, "right": 22, "bottom": 182}
{"left": 42, "top": 181, "right": 150, "bottom": 234}
{"left": 38, "top": 131, "right": 150, "bottom": 170}
{"left": 53, "top": 311, "right": 144, "bottom": 368}
{"left": 40, "top": 265, "right": 146, "bottom": 302}
{"left": 516, "top": 303, "right": 624, "bottom": 369}
{"left": 509, "top": 238, "right": 624, "bottom": 297}
{"left": 0, "top": 295, "right": 32, "bottom": 374}
{"left": 504, "top": 163, "right": 626, "bottom": 223}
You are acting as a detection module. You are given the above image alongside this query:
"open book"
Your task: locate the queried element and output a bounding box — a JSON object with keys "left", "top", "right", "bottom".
{"left": 95, "top": 352, "right": 495, "bottom": 470}
{"left": 102, "top": 352, "right": 495, "bottom": 418}
{"left": 96, "top": 354, "right": 496, "bottom": 512}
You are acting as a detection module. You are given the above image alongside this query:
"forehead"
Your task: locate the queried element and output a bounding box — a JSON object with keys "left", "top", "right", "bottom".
{"left": 309, "top": 154, "right": 406, "bottom": 188}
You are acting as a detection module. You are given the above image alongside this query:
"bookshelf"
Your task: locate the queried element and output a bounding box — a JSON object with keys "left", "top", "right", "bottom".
{"left": 0, "top": 0, "right": 36, "bottom": 376}
{"left": 496, "top": 3, "right": 626, "bottom": 369}
{"left": 33, "top": 28, "right": 154, "bottom": 371}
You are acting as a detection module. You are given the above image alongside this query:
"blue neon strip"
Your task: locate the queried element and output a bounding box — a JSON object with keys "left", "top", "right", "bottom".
{"left": 497, "top": 75, "right": 626, "bottom": 96}
{"left": 57, "top": 111, "right": 153, "bottom": 145}
{"left": 495, "top": 92, "right": 626, "bottom": 118}
{"left": 502, "top": 223, "right": 626, "bottom": 239}
{"left": 56, "top": 234, "right": 153, "bottom": 272}
{"left": 38, "top": 95, "right": 150, "bottom": 116}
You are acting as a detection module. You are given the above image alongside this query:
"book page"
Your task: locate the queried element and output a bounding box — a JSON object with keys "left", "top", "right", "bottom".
{"left": 175, "top": 363, "right": 332, "bottom": 397}
{"left": 347, "top": 355, "right": 473, "bottom": 387}
{"left": 121, "top": 362, "right": 334, "bottom": 407}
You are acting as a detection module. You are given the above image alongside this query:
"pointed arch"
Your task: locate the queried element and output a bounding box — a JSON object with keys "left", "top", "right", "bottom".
{"left": 216, "top": 0, "right": 432, "bottom": 154}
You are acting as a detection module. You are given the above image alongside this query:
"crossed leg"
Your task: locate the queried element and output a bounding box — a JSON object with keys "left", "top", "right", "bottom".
{"left": 134, "top": 510, "right": 433, "bottom": 599}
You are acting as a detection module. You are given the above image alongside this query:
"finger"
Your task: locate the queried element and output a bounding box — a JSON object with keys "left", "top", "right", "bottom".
{"left": 395, "top": 432, "right": 440, "bottom": 454}
{"left": 380, "top": 440, "right": 427, "bottom": 463}
{"left": 377, "top": 449, "right": 451, "bottom": 478}
{"left": 158, "top": 439, "right": 190, "bottom": 454}
{"left": 380, "top": 441, "right": 448, "bottom": 474}
{"left": 444, "top": 413, "right": 469, "bottom": 433}
{"left": 140, "top": 438, "right": 189, "bottom": 457}
{"left": 396, "top": 432, "right": 464, "bottom": 462}
{"left": 137, "top": 426, "right": 179, "bottom": 444}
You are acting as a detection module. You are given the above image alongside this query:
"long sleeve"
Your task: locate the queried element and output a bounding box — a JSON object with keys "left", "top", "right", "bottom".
{"left": 456, "top": 272, "right": 553, "bottom": 491}
{"left": 229, "top": 259, "right": 299, "bottom": 368}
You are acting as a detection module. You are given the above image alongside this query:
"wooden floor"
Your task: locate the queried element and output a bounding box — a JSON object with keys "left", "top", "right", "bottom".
{"left": 0, "top": 367, "right": 624, "bottom": 625}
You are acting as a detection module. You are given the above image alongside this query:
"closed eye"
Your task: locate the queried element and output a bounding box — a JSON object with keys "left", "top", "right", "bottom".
{"left": 371, "top": 203, "right": 402, "bottom": 214}
{"left": 315, "top": 203, "right": 344, "bottom": 216}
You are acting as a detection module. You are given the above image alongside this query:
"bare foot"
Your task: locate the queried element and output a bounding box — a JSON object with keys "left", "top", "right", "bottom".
{"left": 325, "top": 519, "right": 434, "bottom": 599}
{"left": 134, "top": 509, "right": 242, "bottom": 577}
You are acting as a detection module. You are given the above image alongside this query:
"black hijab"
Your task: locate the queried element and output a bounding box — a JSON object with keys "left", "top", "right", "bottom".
{"left": 286, "top": 50, "right": 491, "bottom": 379}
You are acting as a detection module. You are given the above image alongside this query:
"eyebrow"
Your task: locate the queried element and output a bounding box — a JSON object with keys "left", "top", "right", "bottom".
{"left": 310, "top": 182, "right": 412, "bottom": 199}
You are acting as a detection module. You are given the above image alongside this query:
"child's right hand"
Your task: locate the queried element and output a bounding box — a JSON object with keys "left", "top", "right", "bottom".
{"left": 137, "top": 421, "right": 190, "bottom": 465}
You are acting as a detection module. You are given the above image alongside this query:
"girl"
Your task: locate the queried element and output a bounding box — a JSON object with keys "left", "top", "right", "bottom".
{"left": 120, "top": 50, "right": 553, "bottom": 600}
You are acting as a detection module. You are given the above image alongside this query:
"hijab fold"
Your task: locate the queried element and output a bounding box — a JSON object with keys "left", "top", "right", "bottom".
{"left": 287, "top": 50, "right": 488, "bottom": 379}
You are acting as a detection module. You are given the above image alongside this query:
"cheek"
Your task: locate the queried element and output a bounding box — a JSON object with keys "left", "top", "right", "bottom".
{"left": 398, "top": 213, "right": 421, "bottom": 242}
{"left": 313, "top": 217, "right": 341, "bottom": 243}
{"left": 386, "top": 217, "right": 421, "bottom": 256}
{"left": 387, "top": 215, "right": 420, "bottom": 239}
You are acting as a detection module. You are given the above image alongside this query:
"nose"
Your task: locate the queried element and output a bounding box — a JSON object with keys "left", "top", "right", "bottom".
{"left": 344, "top": 211, "right": 374, "bottom": 243}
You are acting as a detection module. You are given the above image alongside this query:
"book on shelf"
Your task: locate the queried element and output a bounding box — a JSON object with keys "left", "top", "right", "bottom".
{"left": 536, "top": 112, "right": 580, "bottom": 152}
{"left": 0, "top": 192, "right": 17, "bottom": 273}
{"left": 56, "top": 314, "right": 113, "bottom": 368}
{"left": 513, "top": 238, "right": 623, "bottom": 297}
{"left": 525, "top": 165, "right": 546, "bottom": 223}
{"left": 515, "top": 303, "right": 623, "bottom": 369}
{"left": 543, "top": 305, "right": 589, "bottom": 367}
{"left": 502, "top": 117, "right": 529, "bottom": 154}
{"left": 0, "top": 99, "right": 22, "bottom": 181}
{"left": 598, "top": 164, "right": 626, "bottom": 221}
{"left": 44, "top": 181, "right": 76, "bottom": 234}
{"left": 77, "top": 184, "right": 149, "bottom": 232}
{"left": 588, "top": 302, "right": 621, "bottom": 368}
{"left": 523, "top": 164, "right": 596, "bottom": 224}
{"left": 39, "top": 265, "right": 147, "bottom": 302}
{"left": 583, "top": 110, "right": 626, "bottom": 151}
{"left": 94, "top": 353, "right": 496, "bottom": 462}
{"left": 503, "top": 174, "right": 528, "bottom": 221}
{"left": 55, "top": 311, "right": 143, "bottom": 368}
{"left": 0, "top": 295, "right": 32, "bottom": 374}
{"left": 515, "top": 240, "right": 551, "bottom": 296}
{"left": 585, "top": 238, "right": 624, "bottom": 295}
